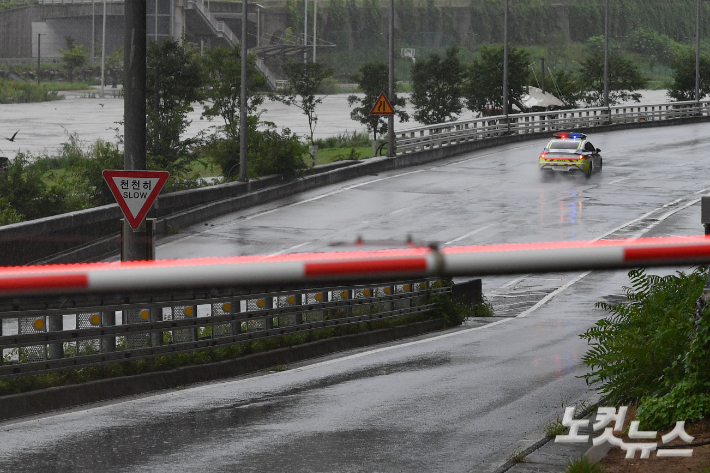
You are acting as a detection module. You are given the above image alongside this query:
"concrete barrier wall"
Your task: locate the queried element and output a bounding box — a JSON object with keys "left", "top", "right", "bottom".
{"left": 2, "top": 115, "right": 707, "bottom": 267}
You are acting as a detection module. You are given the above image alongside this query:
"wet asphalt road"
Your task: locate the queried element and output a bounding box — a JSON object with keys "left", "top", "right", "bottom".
{"left": 1, "top": 123, "right": 709, "bottom": 472}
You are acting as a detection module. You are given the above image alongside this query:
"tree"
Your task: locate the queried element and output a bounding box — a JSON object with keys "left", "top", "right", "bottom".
{"left": 578, "top": 38, "right": 647, "bottom": 107}
{"left": 546, "top": 69, "right": 584, "bottom": 109}
{"left": 60, "top": 42, "right": 89, "bottom": 83}
{"left": 202, "top": 45, "right": 267, "bottom": 177}
{"left": 347, "top": 61, "right": 408, "bottom": 141}
{"left": 410, "top": 46, "right": 464, "bottom": 124}
{"left": 278, "top": 61, "right": 334, "bottom": 144}
{"left": 668, "top": 50, "right": 710, "bottom": 102}
{"left": 146, "top": 39, "right": 202, "bottom": 172}
{"left": 465, "top": 45, "right": 529, "bottom": 115}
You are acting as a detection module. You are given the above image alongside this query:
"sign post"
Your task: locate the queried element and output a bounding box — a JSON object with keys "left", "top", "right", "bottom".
{"left": 103, "top": 170, "right": 169, "bottom": 261}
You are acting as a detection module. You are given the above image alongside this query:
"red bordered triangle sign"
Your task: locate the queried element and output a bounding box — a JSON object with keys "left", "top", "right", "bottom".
{"left": 103, "top": 170, "right": 169, "bottom": 230}
{"left": 369, "top": 92, "right": 395, "bottom": 116}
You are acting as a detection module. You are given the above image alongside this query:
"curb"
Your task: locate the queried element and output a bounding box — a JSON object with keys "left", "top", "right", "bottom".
{"left": 491, "top": 398, "right": 603, "bottom": 473}
{"left": 0, "top": 317, "right": 448, "bottom": 422}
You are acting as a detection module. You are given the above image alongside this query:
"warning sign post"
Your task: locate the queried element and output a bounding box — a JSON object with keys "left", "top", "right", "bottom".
{"left": 369, "top": 92, "right": 395, "bottom": 116}
{"left": 103, "top": 170, "right": 169, "bottom": 230}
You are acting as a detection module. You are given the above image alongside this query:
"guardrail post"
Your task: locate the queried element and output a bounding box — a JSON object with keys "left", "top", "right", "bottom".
{"left": 47, "top": 314, "right": 63, "bottom": 359}
{"left": 101, "top": 310, "right": 115, "bottom": 352}
{"left": 701, "top": 196, "right": 710, "bottom": 235}
{"left": 263, "top": 297, "right": 274, "bottom": 329}
{"left": 150, "top": 307, "right": 163, "bottom": 347}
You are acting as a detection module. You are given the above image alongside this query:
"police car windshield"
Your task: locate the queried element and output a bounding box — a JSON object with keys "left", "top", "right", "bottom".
{"left": 549, "top": 141, "right": 581, "bottom": 150}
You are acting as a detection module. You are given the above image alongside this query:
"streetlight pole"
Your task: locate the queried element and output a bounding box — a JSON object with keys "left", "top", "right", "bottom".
{"left": 91, "top": 0, "right": 95, "bottom": 65}
{"left": 502, "top": 0, "right": 509, "bottom": 129}
{"left": 37, "top": 33, "right": 44, "bottom": 85}
{"left": 100, "top": 0, "right": 107, "bottom": 97}
{"left": 387, "top": 0, "right": 394, "bottom": 157}
{"left": 604, "top": 0, "right": 609, "bottom": 109}
{"left": 303, "top": 0, "right": 308, "bottom": 63}
{"left": 696, "top": 0, "right": 701, "bottom": 105}
{"left": 312, "top": 0, "right": 317, "bottom": 62}
{"left": 238, "top": 0, "right": 248, "bottom": 182}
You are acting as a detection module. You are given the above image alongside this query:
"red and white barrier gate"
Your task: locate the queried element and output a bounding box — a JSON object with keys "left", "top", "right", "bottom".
{"left": 1, "top": 235, "right": 710, "bottom": 297}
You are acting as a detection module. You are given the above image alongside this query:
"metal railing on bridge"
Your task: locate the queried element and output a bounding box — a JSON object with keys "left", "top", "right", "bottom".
{"left": 0, "top": 278, "right": 446, "bottom": 378}
{"left": 396, "top": 100, "right": 710, "bottom": 155}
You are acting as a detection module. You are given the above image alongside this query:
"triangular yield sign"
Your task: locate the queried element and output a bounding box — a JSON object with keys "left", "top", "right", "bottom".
{"left": 369, "top": 92, "right": 395, "bottom": 116}
{"left": 102, "top": 170, "right": 169, "bottom": 230}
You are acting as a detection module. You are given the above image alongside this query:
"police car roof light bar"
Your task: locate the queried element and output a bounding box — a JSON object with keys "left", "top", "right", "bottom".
{"left": 553, "top": 132, "right": 586, "bottom": 140}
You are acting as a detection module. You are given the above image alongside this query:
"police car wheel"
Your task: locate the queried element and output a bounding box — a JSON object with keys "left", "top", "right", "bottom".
{"left": 585, "top": 162, "right": 593, "bottom": 178}
{"left": 598, "top": 158, "right": 603, "bottom": 172}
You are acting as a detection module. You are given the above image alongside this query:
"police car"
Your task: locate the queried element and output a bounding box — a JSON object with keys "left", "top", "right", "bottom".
{"left": 538, "top": 132, "right": 602, "bottom": 178}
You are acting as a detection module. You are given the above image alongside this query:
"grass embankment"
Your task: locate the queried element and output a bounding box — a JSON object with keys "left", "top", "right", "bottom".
{"left": 0, "top": 290, "right": 479, "bottom": 397}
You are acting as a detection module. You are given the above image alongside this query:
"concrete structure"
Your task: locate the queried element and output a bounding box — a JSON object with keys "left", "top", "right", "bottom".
{"left": 0, "top": 0, "right": 279, "bottom": 60}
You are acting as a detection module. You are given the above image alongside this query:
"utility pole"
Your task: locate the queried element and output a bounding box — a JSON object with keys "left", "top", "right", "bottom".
{"left": 36, "top": 33, "right": 43, "bottom": 85}
{"left": 604, "top": 0, "right": 609, "bottom": 109}
{"left": 238, "top": 0, "right": 248, "bottom": 181}
{"left": 387, "top": 0, "right": 395, "bottom": 157}
{"left": 541, "top": 57, "right": 545, "bottom": 94}
{"left": 91, "top": 0, "right": 95, "bottom": 65}
{"left": 312, "top": 0, "right": 317, "bottom": 62}
{"left": 123, "top": 0, "right": 147, "bottom": 261}
{"left": 502, "top": 0, "right": 509, "bottom": 128}
{"left": 100, "top": 0, "right": 107, "bottom": 97}
{"left": 303, "top": 0, "right": 308, "bottom": 62}
{"left": 696, "top": 0, "right": 701, "bottom": 105}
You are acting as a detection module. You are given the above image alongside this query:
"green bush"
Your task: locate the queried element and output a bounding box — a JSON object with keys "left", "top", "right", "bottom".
{"left": 0, "top": 79, "right": 62, "bottom": 104}
{"left": 580, "top": 268, "right": 705, "bottom": 405}
{"left": 249, "top": 127, "right": 308, "bottom": 178}
{"left": 314, "top": 130, "right": 371, "bottom": 149}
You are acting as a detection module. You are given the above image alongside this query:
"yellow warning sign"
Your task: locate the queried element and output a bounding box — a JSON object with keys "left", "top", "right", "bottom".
{"left": 369, "top": 92, "right": 395, "bottom": 116}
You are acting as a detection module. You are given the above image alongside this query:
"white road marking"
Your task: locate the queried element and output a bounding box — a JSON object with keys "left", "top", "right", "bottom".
{"left": 444, "top": 224, "right": 494, "bottom": 245}
{"left": 518, "top": 272, "right": 592, "bottom": 318}
{"left": 159, "top": 169, "right": 426, "bottom": 248}
{"left": 266, "top": 242, "right": 311, "bottom": 257}
{"left": 608, "top": 177, "right": 629, "bottom": 185}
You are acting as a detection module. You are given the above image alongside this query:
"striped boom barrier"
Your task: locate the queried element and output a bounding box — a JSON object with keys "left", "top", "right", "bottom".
{"left": 0, "top": 235, "right": 709, "bottom": 297}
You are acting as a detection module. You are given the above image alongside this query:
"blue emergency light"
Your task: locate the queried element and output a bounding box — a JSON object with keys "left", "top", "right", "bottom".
{"left": 553, "top": 132, "right": 586, "bottom": 140}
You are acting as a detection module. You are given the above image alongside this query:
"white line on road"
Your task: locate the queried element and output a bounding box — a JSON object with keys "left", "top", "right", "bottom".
{"left": 608, "top": 177, "right": 629, "bottom": 185}
{"left": 158, "top": 169, "right": 426, "bottom": 249}
{"left": 266, "top": 242, "right": 312, "bottom": 257}
{"left": 444, "top": 224, "right": 494, "bottom": 245}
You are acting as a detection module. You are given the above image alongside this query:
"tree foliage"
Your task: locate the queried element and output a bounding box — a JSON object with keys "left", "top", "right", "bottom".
{"left": 146, "top": 39, "right": 202, "bottom": 172}
{"left": 667, "top": 50, "right": 710, "bottom": 102}
{"left": 580, "top": 268, "right": 704, "bottom": 406}
{"left": 578, "top": 38, "right": 647, "bottom": 106}
{"left": 465, "top": 45, "right": 529, "bottom": 115}
{"left": 347, "top": 61, "right": 408, "bottom": 141}
{"left": 0, "top": 153, "right": 73, "bottom": 221}
{"left": 410, "top": 46, "right": 464, "bottom": 124}
{"left": 278, "top": 61, "right": 334, "bottom": 144}
{"left": 201, "top": 45, "right": 267, "bottom": 178}
{"left": 59, "top": 44, "right": 88, "bottom": 83}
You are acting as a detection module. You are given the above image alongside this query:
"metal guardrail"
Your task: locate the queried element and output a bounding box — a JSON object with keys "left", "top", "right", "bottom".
{"left": 0, "top": 278, "right": 446, "bottom": 378}
{"left": 396, "top": 100, "right": 710, "bottom": 154}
